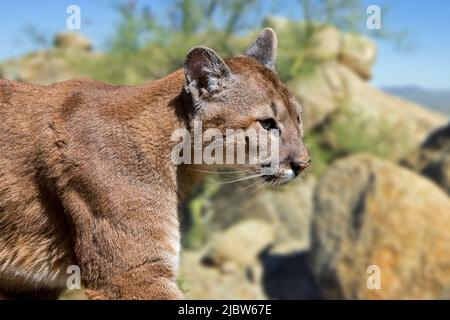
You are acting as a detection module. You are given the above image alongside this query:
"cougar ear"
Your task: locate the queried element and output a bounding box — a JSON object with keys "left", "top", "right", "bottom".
{"left": 184, "top": 46, "right": 232, "bottom": 100}
{"left": 245, "top": 28, "right": 278, "bottom": 70}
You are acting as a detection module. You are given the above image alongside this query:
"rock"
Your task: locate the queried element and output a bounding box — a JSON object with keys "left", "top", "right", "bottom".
{"left": 307, "top": 25, "right": 341, "bottom": 61}
{"left": 180, "top": 237, "right": 319, "bottom": 300}
{"left": 404, "top": 123, "right": 450, "bottom": 194}
{"left": 339, "top": 32, "right": 377, "bottom": 80}
{"left": 290, "top": 58, "right": 446, "bottom": 146}
{"left": 0, "top": 63, "right": 23, "bottom": 81}
{"left": 265, "top": 19, "right": 340, "bottom": 62}
{"left": 0, "top": 33, "right": 98, "bottom": 85}
{"left": 317, "top": 64, "right": 447, "bottom": 160}
{"left": 0, "top": 51, "right": 79, "bottom": 84}
{"left": 290, "top": 61, "right": 348, "bottom": 131}
{"left": 54, "top": 32, "right": 92, "bottom": 52}
{"left": 203, "top": 219, "right": 275, "bottom": 269}
{"left": 310, "top": 154, "right": 450, "bottom": 299}
{"left": 208, "top": 174, "right": 316, "bottom": 250}
{"left": 180, "top": 249, "right": 266, "bottom": 300}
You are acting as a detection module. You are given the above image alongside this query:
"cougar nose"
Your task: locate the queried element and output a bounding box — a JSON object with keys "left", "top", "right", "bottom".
{"left": 290, "top": 158, "right": 311, "bottom": 176}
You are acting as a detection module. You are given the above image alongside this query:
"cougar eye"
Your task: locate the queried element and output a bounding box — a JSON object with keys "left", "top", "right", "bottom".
{"left": 259, "top": 118, "right": 278, "bottom": 131}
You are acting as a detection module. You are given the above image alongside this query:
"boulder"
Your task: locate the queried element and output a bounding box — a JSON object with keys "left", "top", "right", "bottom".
{"left": 310, "top": 154, "right": 450, "bottom": 299}
{"left": 0, "top": 33, "right": 98, "bottom": 85}
{"left": 339, "top": 32, "right": 377, "bottom": 80}
{"left": 54, "top": 32, "right": 92, "bottom": 52}
{"left": 180, "top": 224, "right": 319, "bottom": 300}
{"left": 289, "top": 61, "right": 348, "bottom": 131}
{"left": 265, "top": 18, "right": 340, "bottom": 62}
{"left": 203, "top": 219, "right": 275, "bottom": 270}
{"left": 180, "top": 249, "right": 266, "bottom": 300}
{"left": 307, "top": 25, "right": 341, "bottom": 61}
{"left": 290, "top": 58, "right": 446, "bottom": 149}
{"left": 317, "top": 64, "right": 447, "bottom": 160}
{"left": 404, "top": 123, "right": 450, "bottom": 194}
{"left": 0, "top": 51, "right": 79, "bottom": 84}
{"left": 209, "top": 174, "right": 316, "bottom": 250}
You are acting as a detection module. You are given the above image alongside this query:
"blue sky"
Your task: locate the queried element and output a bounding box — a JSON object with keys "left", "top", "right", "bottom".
{"left": 0, "top": 0, "right": 449, "bottom": 89}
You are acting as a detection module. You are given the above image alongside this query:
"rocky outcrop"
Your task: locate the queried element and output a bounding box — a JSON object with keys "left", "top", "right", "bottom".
{"left": 180, "top": 219, "right": 319, "bottom": 300}
{"left": 289, "top": 61, "right": 345, "bottom": 131}
{"left": 203, "top": 219, "right": 275, "bottom": 270}
{"left": 339, "top": 32, "right": 377, "bottom": 80}
{"left": 404, "top": 123, "right": 450, "bottom": 194}
{"left": 180, "top": 249, "right": 266, "bottom": 300}
{"left": 54, "top": 32, "right": 93, "bottom": 52}
{"left": 291, "top": 60, "right": 446, "bottom": 159}
{"left": 308, "top": 25, "right": 341, "bottom": 61}
{"left": 323, "top": 64, "right": 447, "bottom": 160}
{"left": 0, "top": 32, "right": 98, "bottom": 85}
{"left": 310, "top": 154, "right": 450, "bottom": 299}
{"left": 265, "top": 17, "right": 375, "bottom": 71}
{"left": 209, "top": 175, "right": 316, "bottom": 250}
{"left": 264, "top": 17, "right": 447, "bottom": 152}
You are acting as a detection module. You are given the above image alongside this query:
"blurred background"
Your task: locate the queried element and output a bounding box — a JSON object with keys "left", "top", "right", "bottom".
{"left": 1, "top": 0, "right": 449, "bottom": 299}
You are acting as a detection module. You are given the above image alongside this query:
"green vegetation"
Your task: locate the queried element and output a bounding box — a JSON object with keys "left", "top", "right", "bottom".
{"left": 75, "top": 1, "right": 263, "bottom": 84}
{"left": 69, "top": 0, "right": 408, "bottom": 85}
{"left": 325, "top": 104, "right": 413, "bottom": 160}
{"left": 304, "top": 132, "right": 338, "bottom": 176}
{"left": 304, "top": 103, "right": 414, "bottom": 176}
{"left": 177, "top": 276, "right": 189, "bottom": 294}
{"left": 182, "top": 178, "right": 221, "bottom": 249}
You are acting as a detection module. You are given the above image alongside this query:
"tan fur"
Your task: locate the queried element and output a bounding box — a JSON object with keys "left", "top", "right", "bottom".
{"left": 0, "top": 35, "right": 310, "bottom": 299}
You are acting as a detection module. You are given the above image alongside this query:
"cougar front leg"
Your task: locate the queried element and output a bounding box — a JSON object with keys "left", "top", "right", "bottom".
{"left": 82, "top": 237, "right": 183, "bottom": 300}
{"left": 62, "top": 182, "right": 182, "bottom": 300}
{"left": 85, "top": 266, "right": 183, "bottom": 300}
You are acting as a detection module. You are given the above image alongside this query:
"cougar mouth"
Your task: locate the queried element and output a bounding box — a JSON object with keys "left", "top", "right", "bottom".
{"left": 262, "top": 168, "right": 296, "bottom": 185}
{"left": 262, "top": 174, "right": 276, "bottom": 183}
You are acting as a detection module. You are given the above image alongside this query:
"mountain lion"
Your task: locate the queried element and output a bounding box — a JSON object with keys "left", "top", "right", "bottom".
{"left": 0, "top": 28, "right": 310, "bottom": 299}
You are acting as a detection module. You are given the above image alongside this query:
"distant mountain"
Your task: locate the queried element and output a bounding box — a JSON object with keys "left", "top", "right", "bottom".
{"left": 383, "top": 86, "right": 450, "bottom": 117}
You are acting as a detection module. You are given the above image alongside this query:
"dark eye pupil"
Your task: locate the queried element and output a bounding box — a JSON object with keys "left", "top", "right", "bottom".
{"left": 260, "top": 119, "right": 277, "bottom": 130}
